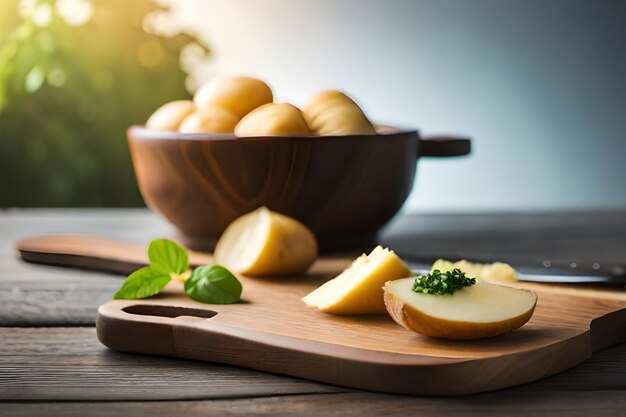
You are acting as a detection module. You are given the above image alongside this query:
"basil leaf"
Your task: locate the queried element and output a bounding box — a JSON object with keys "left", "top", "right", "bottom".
{"left": 113, "top": 267, "right": 171, "bottom": 299}
{"left": 148, "top": 239, "right": 189, "bottom": 276}
{"left": 184, "top": 265, "right": 242, "bottom": 304}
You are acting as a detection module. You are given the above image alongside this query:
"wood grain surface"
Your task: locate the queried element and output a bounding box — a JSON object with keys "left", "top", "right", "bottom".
{"left": 128, "top": 127, "right": 425, "bottom": 251}
{"left": 0, "top": 209, "right": 172, "bottom": 326}
{"left": 4, "top": 392, "right": 626, "bottom": 417}
{"left": 5, "top": 209, "right": 626, "bottom": 326}
{"left": 15, "top": 235, "right": 626, "bottom": 395}
{"left": 3, "top": 209, "right": 626, "bottom": 415}
{"left": 2, "top": 326, "right": 626, "bottom": 416}
{"left": 0, "top": 327, "right": 342, "bottom": 401}
{"left": 382, "top": 210, "right": 626, "bottom": 268}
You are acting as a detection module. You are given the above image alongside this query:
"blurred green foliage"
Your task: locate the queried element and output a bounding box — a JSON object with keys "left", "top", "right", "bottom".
{"left": 0, "top": 0, "right": 208, "bottom": 206}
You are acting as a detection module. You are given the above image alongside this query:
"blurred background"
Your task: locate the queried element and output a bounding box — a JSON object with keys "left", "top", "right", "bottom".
{"left": 1, "top": 0, "right": 625, "bottom": 212}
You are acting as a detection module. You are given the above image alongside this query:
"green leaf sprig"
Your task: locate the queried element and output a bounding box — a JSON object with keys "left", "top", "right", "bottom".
{"left": 114, "top": 239, "right": 241, "bottom": 304}
{"left": 185, "top": 265, "right": 242, "bottom": 304}
{"left": 412, "top": 268, "right": 476, "bottom": 296}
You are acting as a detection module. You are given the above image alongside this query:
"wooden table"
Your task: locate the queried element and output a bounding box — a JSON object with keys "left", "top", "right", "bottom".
{"left": 2, "top": 209, "right": 626, "bottom": 416}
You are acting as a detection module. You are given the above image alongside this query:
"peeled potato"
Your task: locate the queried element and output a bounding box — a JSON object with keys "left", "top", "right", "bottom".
{"left": 179, "top": 107, "right": 240, "bottom": 133}
{"left": 194, "top": 76, "right": 273, "bottom": 118}
{"left": 302, "top": 246, "right": 412, "bottom": 315}
{"left": 482, "top": 262, "right": 518, "bottom": 283}
{"left": 214, "top": 207, "right": 317, "bottom": 276}
{"left": 432, "top": 259, "right": 518, "bottom": 284}
{"left": 384, "top": 278, "right": 537, "bottom": 339}
{"left": 146, "top": 100, "right": 195, "bottom": 131}
{"left": 303, "top": 90, "right": 376, "bottom": 135}
{"left": 235, "top": 103, "right": 311, "bottom": 136}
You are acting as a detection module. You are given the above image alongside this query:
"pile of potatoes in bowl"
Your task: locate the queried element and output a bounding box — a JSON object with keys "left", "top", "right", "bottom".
{"left": 145, "top": 76, "right": 377, "bottom": 136}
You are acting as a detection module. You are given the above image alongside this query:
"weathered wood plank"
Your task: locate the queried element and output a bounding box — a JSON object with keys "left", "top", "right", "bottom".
{"left": 0, "top": 209, "right": 173, "bottom": 244}
{"left": 381, "top": 210, "right": 626, "bottom": 265}
{"left": 3, "top": 390, "right": 626, "bottom": 417}
{"left": 1, "top": 327, "right": 626, "bottom": 402}
{"left": 0, "top": 209, "right": 170, "bottom": 326}
{"left": 2, "top": 209, "right": 626, "bottom": 326}
{"left": 0, "top": 277, "right": 120, "bottom": 326}
{"left": 0, "top": 327, "right": 347, "bottom": 401}
{"left": 4, "top": 209, "right": 625, "bottom": 265}
{"left": 0, "top": 209, "right": 624, "bottom": 414}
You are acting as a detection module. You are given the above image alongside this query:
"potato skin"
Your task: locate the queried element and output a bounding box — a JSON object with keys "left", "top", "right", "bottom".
{"left": 179, "top": 107, "right": 239, "bottom": 133}
{"left": 146, "top": 100, "right": 195, "bottom": 131}
{"left": 194, "top": 76, "right": 273, "bottom": 118}
{"left": 235, "top": 103, "right": 311, "bottom": 136}
{"left": 303, "top": 90, "right": 376, "bottom": 135}
{"left": 383, "top": 291, "right": 536, "bottom": 340}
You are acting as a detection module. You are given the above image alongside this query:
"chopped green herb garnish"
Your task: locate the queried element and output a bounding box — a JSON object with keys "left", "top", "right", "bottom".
{"left": 412, "top": 268, "right": 476, "bottom": 296}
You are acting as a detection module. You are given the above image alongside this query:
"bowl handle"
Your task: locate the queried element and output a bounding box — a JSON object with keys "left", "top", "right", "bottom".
{"left": 417, "top": 136, "right": 471, "bottom": 158}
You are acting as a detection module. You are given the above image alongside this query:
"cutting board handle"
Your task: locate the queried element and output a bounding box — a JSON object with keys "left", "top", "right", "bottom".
{"left": 16, "top": 235, "right": 214, "bottom": 275}
{"left": 97, "top": 300, "right": 460, "bottom": 394}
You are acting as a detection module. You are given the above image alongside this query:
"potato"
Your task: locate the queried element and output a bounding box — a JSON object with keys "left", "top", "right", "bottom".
{"left": 145, "top": 100, "right": 195, "bottom": 131}
{"left": 383, "top": 278, "right": 537, "bottom": 339}
{"left": 301, "top": 246, "right": 412, "bottom": 315}
{"left": 214, "top": 207, "right": 318, "bottom": 276}
{"left": 234, "top": 103, "right": 312, "bottom": 136}
{"left": 432, "top": 259, "right": 518, "bottom": 284}
{"left": 194, "top": 76, "right": 273, "bottom": 118}
{"left": 303, "top": 90, "right": 376, "bottom": 135}
{"left": 178, "top": 107, "right": 240, "bottom": 133}
{"left": 482, "top": 262, "right": 518, "bottom": 283}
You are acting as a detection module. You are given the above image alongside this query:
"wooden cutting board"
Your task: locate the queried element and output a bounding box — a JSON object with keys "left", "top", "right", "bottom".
{"left": 17, "top": 235, "right": 626, "bottom": 396}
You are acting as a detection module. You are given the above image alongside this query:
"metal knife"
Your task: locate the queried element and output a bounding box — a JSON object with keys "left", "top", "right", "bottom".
{"left": 407, "top": 259, "right": 626, "bottom": 288}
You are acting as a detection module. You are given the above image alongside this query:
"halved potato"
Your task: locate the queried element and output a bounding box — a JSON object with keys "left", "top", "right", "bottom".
{"left": 214, "top": 207, "right": 317, "bottom": 276}
{"left": 146, "top": 100, "right": 195, "bottom": 131}
{"left": 234, "top": 103, "right": 311, "bottom": 136}
{"left": 194, "top": 76, "right": 273, "bottom": 118}
{"left": 303, "top": 90, "right": 376, "bottom": 135}
{"left": 302, "top": 246, "right": 412, "bottom": 315}
{"left": 383, "top": 278, "right": 537, "bottom": 339}
{"left": 179, "top": 107, "right": 239, "bottom": 133}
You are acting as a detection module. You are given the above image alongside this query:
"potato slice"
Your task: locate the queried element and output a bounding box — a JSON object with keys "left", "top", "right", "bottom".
{"left": 146, "top": 100, "right": 195, "bottom": 131}
{"left": 303, "top": 90, "right": 376, "bottom": 135}
{"left": 194, "top": 76, "right": 273, "bottom": 118}
{"left": 302, "top": 246, "right": 412, "bottom": 315}
{"left": 482, "top": 262, "right": 518, "bottom": 283}
{"left": 383, "top": 278, "right": 537, "bottom": 339}
{"left": 214, "top": 207, "right": 317, "bottom": 276}
{"left": 432, "top": 259, "right": 518, "bottom": 284}
{"left": 235, "top": 103, "right": 311, "bottom": 136}
{"left": 179, "top": 107, "right": 239, "bottom": 133}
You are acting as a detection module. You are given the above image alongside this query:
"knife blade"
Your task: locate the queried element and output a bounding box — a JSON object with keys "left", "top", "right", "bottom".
{"left": 406, "top": 260, "right": 626, "bottom": 288}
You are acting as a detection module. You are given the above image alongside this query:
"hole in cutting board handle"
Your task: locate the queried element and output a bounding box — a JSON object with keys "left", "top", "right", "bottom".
{"left": 123, "top": 305, "right": 218, "bottom": 319}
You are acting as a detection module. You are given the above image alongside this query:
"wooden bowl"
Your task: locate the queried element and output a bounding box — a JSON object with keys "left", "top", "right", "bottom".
{"left": 127, "top": 126, "right": 470, "bottom": 251}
